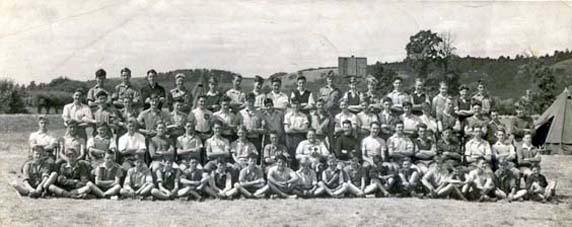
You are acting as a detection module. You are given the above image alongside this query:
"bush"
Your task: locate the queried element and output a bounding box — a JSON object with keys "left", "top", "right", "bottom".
{"left": 0, "top": 79, "right": 28, "bottom": 114}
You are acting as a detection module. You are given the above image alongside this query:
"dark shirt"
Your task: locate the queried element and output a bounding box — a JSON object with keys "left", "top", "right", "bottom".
{"left": 140, "top": 83, "right": 166, "bottom": 110}
{"left": 57, "top": 160, "right": 91, "bottom": 189}
{"left": 334, "top": 133, "right": 360, "bottom": 161}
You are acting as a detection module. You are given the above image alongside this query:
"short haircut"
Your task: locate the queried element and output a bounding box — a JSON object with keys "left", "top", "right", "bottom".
{"left": 459, "top": 84, "right": 469, "bottom": 91}
{"left": 254, "top": 75, "right": 264, "bottom": 83}
{"left": 96, "top": 122, "right": 109, "bottom": 129}
{"left": 74, "top": 88, "right": 85, "bottom": 95}
{"left": 32, "top": 145, "right": 45, "bottom": 152}
{"left": 382, "top": 97, "right": 392, "bottom": 104}
{"left": 271, "top": 77, "right": 281, "bottom": 84}
{"left": 342, "top": 120, "right": 352, "bottom": 126}
{"left": 247, "top": 153, "right": 258, "bottom": 160}
{"left": 245, "top": 92, "right": 256, "bottom": 101}
{"left": 147, "top": 69, "right": 157, "bottom": 75}
{"left": 290, "top": 97, "right": 300, "bottom": 104}
{"left": 95, "top": 90, "right": 108, "bottom": 98}
{"left": 37, "top": 115, "right": 48, "bottom": 122}
{"left": 402, "top": 101, "right": 412, "bottom": 107}
{"left": 416, "top": 123, "right": 427, "bottom": 130}
{"left": 212, "top": 119, "right": 224, "bottom": 127}
{"left": 121, "top": 67, "right": 131, "bottom": 74}
{"left": 394, "top": 77, "right": 402, "bottom": 82}
{"left": 471, "top": 100, "right": 482, "bottom": 107}
{"left": 370, "top": 121, "right": 380, "bottom": 127}
{"left": 496, "top": 128, "right": 506, "bottom": 134}
{"left": 233, "top": 74, "right": 242, "bottom": 80}
{"left": 297, "top": 75, "right": 306, "bottom": 82}
{"left": 95, "top": 69, "right": 106, "bottom": 78}
{"left": 275, "top": 154, "right": 287, "bottom": 162}
{"left": 394, "top": 120, "right": 404, "bottom": 126}
{"left": 196, "top": 95, "right": 207, "bottom": 100}
{"left": 221, "top": 96, "right": 231, "bottom": 103}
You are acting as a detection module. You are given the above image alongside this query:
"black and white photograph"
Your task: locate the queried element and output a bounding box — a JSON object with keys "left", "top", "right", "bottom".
{"left": 1, "top": 0, "right": 571, "bottom": 226}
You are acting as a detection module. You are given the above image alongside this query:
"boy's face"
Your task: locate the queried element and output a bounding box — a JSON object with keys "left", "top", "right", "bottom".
{"left": 439, "top": 85, "right": 448, "bottom": 94}
{"left": 97, "top": 95, "right": 107, "bottom": 105}
{"left": 213, "top": 124, "right": 222, "bottom": 135}
{"left": 417, "top": 127, "right": 426, "bottom": 137}
{"left": 64, "top": 150, "right": 78, "bottom": 163}
{"left": 173, "top": 102, "right": 181, "bottom": 111}
{"left": 360, "top": 101, "right": 368, "bottom": 110}
{"left": 121, "top": 72, "right": 130, "bottom": 83}
{"left": 531, "top": 167, "right": 540, "bottom": 175}
{"left": 327, "top": 159, "right": 336, "bottom": 169}
{"left": 147, "top": 73, "right": 156, "bottom": 84}
{"left": 382, "top": 101, "right": 391, "bottom": 110}
{"left": 403, "top": 105, "right": 411, "bottom": 114}
{"left": 442, "top": 130, "right": 451, "bottom": 139}
{"left": 185, "top": 122, "right": 194, "bottom": 133}
{"left": 478, "top": 160, "right": 488, "bottom": 170}
{"left": 32, "top": 149, "right": 43, "bottom": 161}
{"left": 292, "top": 102, "right": 300, "bottom": 111}
{"left": 473, "top": 129, "right": 482, "bottom": 139}
{"left": 123, "top": 97, "right": 132, "bottom": 106}
{"left": 326, "top": 77, "right": 333, "bottom": 85}
{"left": 523, "top": 135, "right": 532, "bottom": 144}
{"left": 402, "top": 161, "right": 412, "bottom": 169}
{"left": 96, "top": 76, "right": 105, "bottom": 85}
{"left": 316, "top": 101, "right": 324, "bottom": 110}
{"left": 104, "top": 153, "right": 114, "bottom": 165}
{"left": 73, "top": 92, "right": 82, "bottom": 101}
{"left": 496, "top": 131, "right": 506, "bottom": 140}
{"left": 393, "top": 80, "right": 401, "bottom": 90}
{"left": 340, "top": 102, "right": 348, "bottom": 110}
{"left": 221, "top": 101, "right": 230, "bottom": 110}
{"left": 367, "top": 82, "right": 374, "bottom": 90}
{"left": 208, "top": 81, "right": 216, "bottom": 90}
{"left": 370, "top": 124, "right": 380, "bottom": 136}
{"left": 135, "top": 158, "right": 144, "bottom": 168}
{"left": 97, "top": 126, "right": 108, "bottom": 137}
{"left": 198, "top": 98, "right": 206, "bottom": 107}
{"left": 491, "top": 112, "right": 498, "bottom": 120}
{"left": 189, "top": 159, "right": 198, "bottom": 170}
{"left": 415, "top": 81, "right": 423, "bottom": 90}
{"left": 272, "top": 81, "right": 280, "bottom": 92}
{"left": 237, "top": 129, "right": 246, "bottom": 139}
{"left": 349, "top": 83, "right": 356, "bottom": 90}
{"left": 68, "top": 125, "right": 77, "bottom": 135}
{"left": 176, "top": 78, "right": 184, "bottom": 87}
{"left": 247, "top": 158, "right": 256, "bottom": 168}
{"left": 276, "top": 158, "right": 285, "bottom": 169}
{"left": 156, "top": 124, "right": 166, "bottom": 136}
{"left": 460, "top": 89, "right": 467, "bottom": 97}
{"left": 350, "top": 158, "right": 360, "bottom": 168}
{"left": 307, "top": 131, "right": 316, "bottom": 141}
{"left": 232, "top": 77, "right": 241, "bottom": 87}
{"left": 395, "top": 124, "right": 404, "bottom": 134}
{"left": 473, "top": 105, "right": 481, "bottom": 115}
{"left": 254, "top": 81, "right": 262, "bottom": 90}
{"left": 38, "top": 119, "right": 48, "bottom": 130}
{"left": 516, "top": 109, "right": 525, "bottom": 117}
{"left": 164, "top": 160, "right": 174, "bottom": 170}
{"left": 127, "top": 121, "right": 137, "bottom": 132}
{"left": 297, "top": 79, "right": 305, "bottom": 88}
{"left": 150, "top": 98, "right": 159, "bottom": 109}
{"left": 270, "top": 134, "right": 278, "bottom": 144}
{"left": 478, "top": 84, "right": 485, "bottom": 93}
{"left": 342, "top": 123, "right": 352, "bottom": 135}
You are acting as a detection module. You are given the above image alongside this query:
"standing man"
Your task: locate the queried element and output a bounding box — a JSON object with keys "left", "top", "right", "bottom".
{"left": 238, "top": 93, "right": 265, "bottom": 153}
{"left": 386, "top": 77, "right": 411, "bottom": 112}
{"left": 29, "top": 116, "right": 59, "bottom": 158}
{"left": 140, "top": 69, "right": 166, "bottom": 110}
{"left": 472, "top": 80, "right": 495, "bottom": 116}
{"left": 432, "top": 81, "right": 449, "bottom": 120}
{"left": 226, "top": 75, "right": 247, "bottom": 113}
{"left": 508, "top": 106, "right": 534, "bottom": 145}
{"left": 87, "top": 69, "right": 110, "bottom": 108}
{"left": 266, "top": 77, "right": 290, "bottom": 111}
{"left": 112, "top": 67, "right": 140, "bottom": 109}
{"left": 168, "top": 73, "right": 193, "bottom": 113}
{"left": 137, "top": 94, "right": 172, "bottom": 138}
{"left": 204, "top": 77, "right": 224, "bottom": 112}
{"left": 284, "top": 98, "right": 310, "bottom": 159}
{"left": 290, "top": 75, "right": 315, "bottom": 114}
{"left": 319, "top": 71, "right": 341, "bottom": 116}
{"left": 62, "top": 88, "right": 95, "bottom": 141}
{"left": 411, "top": 78, "right": 431, "bottom": 116}
{"left": 251, "top": 76, "right": 267, "bottom": 109}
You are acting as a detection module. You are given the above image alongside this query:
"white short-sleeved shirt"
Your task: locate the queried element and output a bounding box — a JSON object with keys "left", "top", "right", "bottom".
{"left": 335, "top": 112, "right": 359, "bottom": 128}
{"left": 361, "top": 136, "right": 386, "bottom": 157}
{"left": 267, "top": 91, "right": 290, "bottom": 110}
{"left": 118, "top": 132, "right": 146, "bottom": 152}
{"left": 29, "top": 131, "right": 58, "bottom": 148}
{"left": 284, "top": 111, "right": 309, "bottom": 131}
{"left": 191, "top": 108, "right": 213, "bottom": 133}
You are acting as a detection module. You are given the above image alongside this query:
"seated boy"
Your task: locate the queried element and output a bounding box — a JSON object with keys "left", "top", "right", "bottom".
{"left": 293, "top": 157, "right": 319, "bottom": 198}
{"left": 413, "top": 124, "right": 437, "bottom": 174}
{"left": 267, "top": 154, "right": 299, "bottom": 198}
{"left": 494, "top": 158, "right": 527, "bottom": 202}
{"left": 12, "top": 146, "right": 58, "bottom": 198}
{"left": 398, "top": 157, "right": 421, "bottom": 197}
{"left": 93, "top": 150, "right": 123, "bottom": 199}
{"left": 149, "top": 121, "right": 176, "bottom": 171}
{"left": 421, "top": 159, "right": 462, "bottom": 199}
{"left": 234, "top": 154, "right": 268, "bottom": 198}
{"left": 120, "top": 155, "right": 154, "bottom": 199}
{"left": 364, "top": 155, "right": 393, "bottom": 197}
{"left": 117, "top": 118, "right": 146, "bottom": 170}
{"left": 315, "top": 155, "right": 348, "bottom": 198}
{"left": 525, "top": 164, "right": 557, "bottom": 202}
{"left": 231, "top": 126, "right": 259, "bottom": 168}
{"left": 178, "top": 158, "right": 208, "bottom": 200}
{"left": 176, "top": 121, "right": 203, "bottom": 170}
{"left": 87, "top": 123, "right": 117, "bottom": 170}
{"left": 50, "top": 147, "right": 96, "bottom": 198}
{"left": 203, "top": 159, "right": 235, "bottom": 199}
{"left": 462, "top": 158, "right": 496, "bottom": 201}
{"left": 263, "top": 132, "right": 291, "bottom": 167}
{"left": 205, "top": 121, "right": 232, "bottom": 163}
{"left": 151, "top": 159, "right": 181, "bottom": 200}
{"left": 343, "top": 156, "right": 366, "bottom": 197}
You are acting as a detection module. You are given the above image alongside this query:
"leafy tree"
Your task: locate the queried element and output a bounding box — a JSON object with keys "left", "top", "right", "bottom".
{"left": 518, "top": 59, "right": 557, "bottom": 112}
{"left": 405, "top": 30, "right": 444, "bottom": 78}
{"left": 368, "top": 62, "right": 398, "bottom": 96}
{"left": 0, "top": 79, "right": 28, "bottom": 113}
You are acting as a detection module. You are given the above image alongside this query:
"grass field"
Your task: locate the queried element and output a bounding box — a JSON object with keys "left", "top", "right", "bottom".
{"left": 1, "top": 114, "right": 571, "bottom": 227}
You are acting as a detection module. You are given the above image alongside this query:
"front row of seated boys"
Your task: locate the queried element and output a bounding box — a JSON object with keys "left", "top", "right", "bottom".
{"left": 13, "top": 141, "right": 557, "bottom": 203}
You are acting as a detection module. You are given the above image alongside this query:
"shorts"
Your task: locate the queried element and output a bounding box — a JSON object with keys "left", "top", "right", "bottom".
{"left": 243, "top": 183, "right": 266, "bottom": 192}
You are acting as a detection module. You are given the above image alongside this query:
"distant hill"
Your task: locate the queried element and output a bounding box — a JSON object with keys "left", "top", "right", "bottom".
{"left": 25, "top": 50, "right": 572, "bottom": 104}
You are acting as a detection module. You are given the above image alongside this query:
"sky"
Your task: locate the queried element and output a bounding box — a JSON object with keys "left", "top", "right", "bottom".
{"left": 0, "top": 0, "right": 571, "bottom": 84}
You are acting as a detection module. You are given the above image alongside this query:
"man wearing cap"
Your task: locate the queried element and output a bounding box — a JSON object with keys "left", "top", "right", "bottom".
{"left": 29, "top": 116, "right": 59, "bottom": 158}
{"left": 140, "top": 69, "right": 167, "bottom": 110}
{"left": 290, "top": 75, "right": 315, "bottom": 114}
{"left": 267, "top": 77, "right": 290, "bottom": 111}
{"left": 168, "top": 73, "right": 193, "bottom": 113}
{"left": 342, "top": 76, "right": 363, "bottom": 114}
{"left": 386, "top": 77, "right": 411, "bottom": 112}
{"left": 226, "top": 75, "right": 247, "bottom": 113}
{"left": 319, "top": 71, "right": 341, "bottom": 116}
{"left": 62, "top": 88, "right": 95, "bottom": 141}
{"left": 137, "top": 94, "right": 173, "bottom": 138}
{"left": 87, "top": 69, "right": 110, "bottom": 108}
{"left": 251, "top": 76, "right": 267, "bottom": 109}
{"left": 112, "top": 68, "right": 140, "bottom": 108}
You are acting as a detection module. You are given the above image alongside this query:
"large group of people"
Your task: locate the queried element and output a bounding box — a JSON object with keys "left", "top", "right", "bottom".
{"left": 13, "top": 68, "right": 557, "bottom": 203}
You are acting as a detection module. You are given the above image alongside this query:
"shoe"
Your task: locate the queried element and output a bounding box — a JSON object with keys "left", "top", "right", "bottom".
{"left": 110, "top": 195, "right": 119, "bottom": 200}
